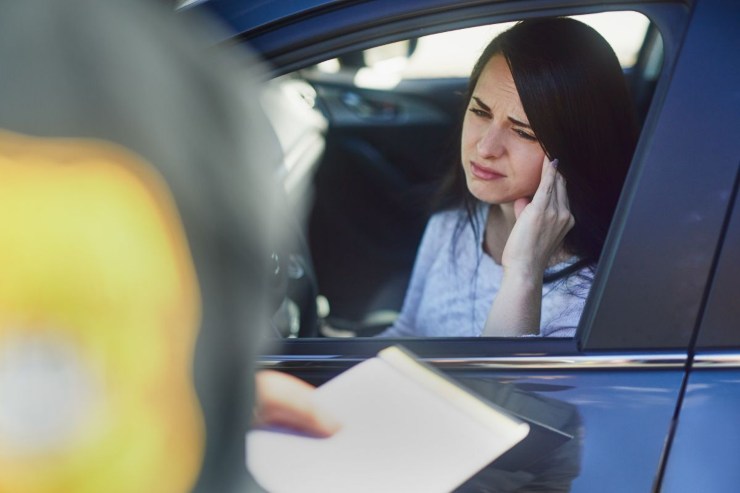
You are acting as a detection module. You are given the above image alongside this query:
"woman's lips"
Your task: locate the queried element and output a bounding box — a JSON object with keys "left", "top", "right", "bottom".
{"left": 470, "top": 162, "right": 505, "bottom": 180}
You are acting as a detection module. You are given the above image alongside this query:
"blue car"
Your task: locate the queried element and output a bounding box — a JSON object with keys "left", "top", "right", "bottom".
{"left": 191, "top": 0, "right": 740, "bottom": 491}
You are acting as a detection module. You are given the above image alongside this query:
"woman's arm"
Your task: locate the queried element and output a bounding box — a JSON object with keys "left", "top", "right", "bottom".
{"left": 483, "top": 158, "right": 574, "bottom": 336}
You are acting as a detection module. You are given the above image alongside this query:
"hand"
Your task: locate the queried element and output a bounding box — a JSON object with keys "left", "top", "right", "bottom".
{"left": 501, "top": 157, "right": 574, "bottom": 277}
{"left": 253, "top": 370, "right": 341, "bottom": 437}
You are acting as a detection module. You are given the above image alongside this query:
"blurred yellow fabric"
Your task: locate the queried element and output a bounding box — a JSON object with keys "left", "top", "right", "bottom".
{"left": 0, "top": 130, "right": 204, "bottom": 493}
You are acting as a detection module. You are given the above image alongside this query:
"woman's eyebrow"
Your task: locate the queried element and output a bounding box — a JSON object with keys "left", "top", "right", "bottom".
{"left": 508, "top": 116, "right": 532, "bottom": 129}
{"left": 472, "top": 96, "right": 490, "bottom": 111}
{"left": 472, "top": 97, "right": 531, "bottom": 128}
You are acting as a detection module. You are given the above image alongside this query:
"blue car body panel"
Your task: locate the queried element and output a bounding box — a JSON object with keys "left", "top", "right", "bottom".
{"left": 462, "top": 369, "right": 684, "bottom": 492}
{"left": 660, "top": 367, "right": 740, "bottom": 493}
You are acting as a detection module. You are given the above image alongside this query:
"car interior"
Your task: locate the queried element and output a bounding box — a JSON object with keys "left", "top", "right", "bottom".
{"left": 261, "top": 11, "right": 664, "bottom": 339}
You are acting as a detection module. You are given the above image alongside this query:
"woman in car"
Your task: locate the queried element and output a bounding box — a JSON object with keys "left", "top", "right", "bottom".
{"left": 381, "top": 17, "right": 638, "bottom": 337}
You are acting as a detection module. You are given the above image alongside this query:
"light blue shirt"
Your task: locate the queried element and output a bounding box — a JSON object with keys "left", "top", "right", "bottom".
{"left": 380, "top": 205, "right": 592, "bottom": 337}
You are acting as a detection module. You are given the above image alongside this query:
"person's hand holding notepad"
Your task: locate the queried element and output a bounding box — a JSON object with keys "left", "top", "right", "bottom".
{"left": 247, "top": 346, "right": 529, "bottom": 493}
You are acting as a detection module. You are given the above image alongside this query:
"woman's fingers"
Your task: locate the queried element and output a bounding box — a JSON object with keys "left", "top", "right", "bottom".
{"left": 503, "top": 157, "right": 573, "bottom": 273}
{"left": 514, "top": 155, "right": 553, "bottom": 219}
{"left": 555, "top": 171, "right": 568, "bottom": 209}
{"left": 523, "top": 156, "right": 572, "bottom": 245}
{"left": 555, "top": 171, "right": 575, "bottom": 231}
{"left": 530, "top": 156, "right": 558, "bottom": 209}
{"left": 549, "top": 159, "right": 560, "bottom": 211}
{"left": 513, "top": 196, "right": 530, "bottom": 220}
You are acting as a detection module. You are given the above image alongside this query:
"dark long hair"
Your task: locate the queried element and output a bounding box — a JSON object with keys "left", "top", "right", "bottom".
{"left": 437, "top": 17, "right": 638, "bottom": 281}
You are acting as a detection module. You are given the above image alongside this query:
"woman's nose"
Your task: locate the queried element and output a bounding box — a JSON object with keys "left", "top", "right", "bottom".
{"left": 477, "top": 124, "right": 505, "bottom": 158}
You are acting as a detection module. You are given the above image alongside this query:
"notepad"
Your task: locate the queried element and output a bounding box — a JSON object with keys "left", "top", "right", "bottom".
{"left": 246, "top": 346, "right": 530, "bottom": 493}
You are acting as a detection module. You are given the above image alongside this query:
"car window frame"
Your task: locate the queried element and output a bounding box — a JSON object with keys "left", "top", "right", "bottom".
{"left": 219, "top": 0, "right": 740, "bottom": 355}
{"left": 694, "top": 166, "right": 740, "bottom": 349}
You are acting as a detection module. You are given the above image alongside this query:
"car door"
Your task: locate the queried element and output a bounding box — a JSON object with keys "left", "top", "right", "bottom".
{"left": 195, "top": 0, "right": 739, "bottom": 490}
{"left": 657, "top": 25, "right": 740, "bottom": 487}
{"left": 659, "top": 159, "right": 740, "bottom": 493}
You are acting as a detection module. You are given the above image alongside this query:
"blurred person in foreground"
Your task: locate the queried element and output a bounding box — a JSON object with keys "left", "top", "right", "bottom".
{"left": 0, "top": 1, "right": 335, "bottom": 492}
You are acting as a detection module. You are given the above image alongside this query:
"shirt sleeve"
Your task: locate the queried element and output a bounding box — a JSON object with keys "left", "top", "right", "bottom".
{"left": 378, "top": 212, "right": 448, "bottom": 337}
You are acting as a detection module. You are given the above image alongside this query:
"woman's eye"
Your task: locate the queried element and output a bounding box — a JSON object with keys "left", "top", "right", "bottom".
{"left": 514, "top": 129, "right": 537, "bottom": 141}
{"left": 468, "top": 108, "right": 490, "bottom": 118}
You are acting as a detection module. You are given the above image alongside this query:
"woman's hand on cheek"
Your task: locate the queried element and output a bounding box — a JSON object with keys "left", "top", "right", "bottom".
{"left": 513, "top": 196, "right": 531, "bottom": 220}
{"left": 501, "top": 156, "right": 575, "bottom": 278}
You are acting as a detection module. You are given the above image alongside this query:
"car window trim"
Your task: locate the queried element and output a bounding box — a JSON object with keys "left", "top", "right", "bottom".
{"left": 258, "top": 351, "right": 688, "bottom": 371}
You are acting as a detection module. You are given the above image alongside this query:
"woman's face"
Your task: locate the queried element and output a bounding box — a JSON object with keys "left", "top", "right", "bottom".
{"left": 461, "top": 54, "right": 546, "bottom": 205}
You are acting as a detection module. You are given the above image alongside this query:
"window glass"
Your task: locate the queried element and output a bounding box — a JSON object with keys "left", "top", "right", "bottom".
{"left": 277, "top": 11, "right": 660, "bottom": 340}
{"left": 313, "top": 11, "right": 650, "bottom": 89}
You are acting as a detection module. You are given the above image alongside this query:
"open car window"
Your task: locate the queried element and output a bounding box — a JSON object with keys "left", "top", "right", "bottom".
{"left": 264, "top": 10, "right": 665, "bottom": 342}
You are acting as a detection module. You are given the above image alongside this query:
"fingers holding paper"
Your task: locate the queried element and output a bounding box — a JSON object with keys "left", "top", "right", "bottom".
{"left": 253, "top": 370, "right": 341, "bottom": 437}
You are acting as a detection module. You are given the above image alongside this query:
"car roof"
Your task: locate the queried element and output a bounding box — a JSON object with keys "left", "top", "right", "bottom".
{"left": 182, "top": 0, "right": 347, "bottom": 36}
{"left": 185, "top": 0, "right": 675, "bottom": 39}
